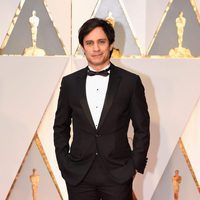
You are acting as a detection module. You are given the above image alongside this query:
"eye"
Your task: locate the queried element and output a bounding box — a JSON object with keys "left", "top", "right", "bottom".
{"left": 98, "top": 39, "right": 106, "bottom": 44}
{"left": 85, "top": 41, "right": 93, "bottom": 46}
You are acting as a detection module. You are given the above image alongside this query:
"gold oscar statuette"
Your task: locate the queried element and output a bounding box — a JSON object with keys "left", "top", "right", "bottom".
{"left": 30, "top": 168, "right": 40, "bottom": 200}
{"left": 105, "top": 11, "right": 121, "bottom": 58}
{"left": 169, "top": 12, "right": 192, "bottom": 57}
{"left": 23, "top": 10, "right": 46, "bottom": 56}
{"left": 172, "top": 170, "right": 182, "bottom": 200}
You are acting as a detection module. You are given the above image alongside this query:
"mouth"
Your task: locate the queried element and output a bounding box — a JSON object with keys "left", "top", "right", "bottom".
{"left": 92, "top": 53, "right": 102, "bottom": 57}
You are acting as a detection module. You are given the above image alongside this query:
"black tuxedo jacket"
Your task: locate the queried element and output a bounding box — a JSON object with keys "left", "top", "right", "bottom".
{"left": 54, "top": 63, "right": 150, "bottom": 186}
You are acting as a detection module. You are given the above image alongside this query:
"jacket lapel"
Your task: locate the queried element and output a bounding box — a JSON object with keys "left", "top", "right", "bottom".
{"left": 97, "top": 64, "right": 121, "bottom": 131}
{"left": 78, "top": 67, "right": 97, "bottom": 129}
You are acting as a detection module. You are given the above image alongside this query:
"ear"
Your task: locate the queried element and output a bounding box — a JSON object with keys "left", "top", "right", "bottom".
{"left": 110, "top": 43, "right": 114, "bottom": 51}
{"left": 81, "top": 45, "right": 85, "bottom": 54}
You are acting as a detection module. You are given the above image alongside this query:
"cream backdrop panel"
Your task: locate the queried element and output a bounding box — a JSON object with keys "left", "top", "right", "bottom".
{"left": 123, "top": 0, "right": 170, "bottom": 53}
{"left": 9, "top": 142, "right": 62, "bottom": 200}
{"left": 45, "top": 0, "right": 71, "bottom": 54}
{"left": 0, "top": 57, "right": 67, "bottom": 200}
{"left": 196, "top": 0, "right": 200, "bottom": 11}
{"left": 37, "top": 58, "right": 72, "bottom": 200}
{"left": 0, "top": 0, "right": 21, "bottom": 45}
{"left": 182, "top": 98, "right": 200, "bottom": 185}
{"left": 151, "top": 142, "right": 200, "bottom": 199}
{"left": 146, "top": 0, "right": 170, "bottom": 53}
{"left": 1, "top": 0, "right": 200, "bottom": 200}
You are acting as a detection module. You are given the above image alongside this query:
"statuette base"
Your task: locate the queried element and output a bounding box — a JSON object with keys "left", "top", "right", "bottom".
{"left": 23, "top": 46, "right": 46, "bottom": 56}
{"left": 169, "top": 47, "right": 192, "bottom": 58}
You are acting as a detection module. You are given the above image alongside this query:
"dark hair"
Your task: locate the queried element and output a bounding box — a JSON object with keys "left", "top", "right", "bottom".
{"left": 78, "top": 18, "right": 115, "bottom": 46}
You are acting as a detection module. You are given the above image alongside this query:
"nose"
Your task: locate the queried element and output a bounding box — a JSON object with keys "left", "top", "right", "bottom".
{"left": 93, "top": 42, "right": 100, "bottom": 51}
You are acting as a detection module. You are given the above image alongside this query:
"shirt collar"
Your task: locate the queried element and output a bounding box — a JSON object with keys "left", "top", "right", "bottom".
{"left": 88, "top": 64, "right": 111, "bottom": 72}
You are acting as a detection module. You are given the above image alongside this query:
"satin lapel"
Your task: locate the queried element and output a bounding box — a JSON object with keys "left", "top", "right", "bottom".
{"left": 78, "top": 68, "right": 96, "bottom": 130}
{"left": 97, "top": 65, "right": 121, "bottom": 131}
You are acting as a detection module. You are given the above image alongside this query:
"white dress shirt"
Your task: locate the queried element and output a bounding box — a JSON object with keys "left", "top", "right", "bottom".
{"left": 86, "top": 65, "right": 110, "bottom": 129}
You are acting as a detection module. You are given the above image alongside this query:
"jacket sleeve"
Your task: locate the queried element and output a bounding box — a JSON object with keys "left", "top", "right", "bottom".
{"left": 130, "top": 76, "right": 150, "bottom": 173}
{"left": 53, "top": 78, "right": 72, "bottom": 172}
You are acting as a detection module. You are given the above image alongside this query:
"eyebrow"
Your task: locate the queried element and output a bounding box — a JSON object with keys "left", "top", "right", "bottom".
{"left": 84, "top": 38, "right": 107, "bottom": 43}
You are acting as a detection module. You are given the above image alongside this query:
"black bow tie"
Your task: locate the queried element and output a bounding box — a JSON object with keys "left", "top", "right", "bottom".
{"left": 87, "top": 67, "right": 111, "bottom": 77}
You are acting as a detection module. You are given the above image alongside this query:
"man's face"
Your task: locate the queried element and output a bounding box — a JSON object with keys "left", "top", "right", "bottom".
{"left": 82, "top": 27, "right": 113, "bottom": 71}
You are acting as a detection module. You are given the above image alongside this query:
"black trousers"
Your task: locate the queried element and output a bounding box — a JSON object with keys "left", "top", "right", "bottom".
{"left": 66, "top": 156, "right": 133, "bottom": 200}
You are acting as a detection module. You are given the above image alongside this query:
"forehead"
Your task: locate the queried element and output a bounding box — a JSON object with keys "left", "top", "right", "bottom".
{"left": 83, "top": 27, "right": 108, "bottom": 41}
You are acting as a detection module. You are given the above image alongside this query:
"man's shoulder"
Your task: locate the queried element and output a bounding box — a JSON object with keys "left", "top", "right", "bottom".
{"left": 62, "top": 67, "right": 87, "bottom": 81}
{"left": 112, "top": 64, "right": 139, "bottom": 79}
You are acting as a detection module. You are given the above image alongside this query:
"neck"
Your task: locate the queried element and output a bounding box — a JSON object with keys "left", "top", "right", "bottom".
{"left": 89, "top": 63, "right": 110, "bottom": 72}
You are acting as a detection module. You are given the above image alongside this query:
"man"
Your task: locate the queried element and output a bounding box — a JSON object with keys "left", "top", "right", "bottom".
{"left": 54, "top": 18, "right": 150, "bottom": 200}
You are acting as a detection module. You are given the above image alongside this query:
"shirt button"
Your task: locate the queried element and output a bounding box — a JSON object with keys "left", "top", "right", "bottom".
{"left": 96, "top": 152, "right": 98, "bottom": 155}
